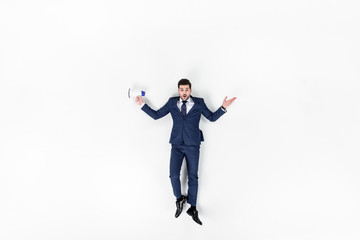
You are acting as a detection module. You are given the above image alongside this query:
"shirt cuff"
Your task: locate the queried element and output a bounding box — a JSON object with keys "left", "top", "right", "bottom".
{"left": 221, "top": 106, "right": 227, "bottom": 112}
{"left": 139, "top": 102, "right": 145, "bottom": 108}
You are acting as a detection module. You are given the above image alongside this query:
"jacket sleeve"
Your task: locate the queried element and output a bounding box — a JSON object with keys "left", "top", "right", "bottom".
{"left": 201, "top": 98, "right": 226, "bottom": 122}
{"left": 141, "top": 99, "right": 170, "bottom": 120}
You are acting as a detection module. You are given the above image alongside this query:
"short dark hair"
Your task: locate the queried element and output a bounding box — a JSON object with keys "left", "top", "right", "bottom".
{"left": 178, "top": 79, "right": 191, "bottom": 89}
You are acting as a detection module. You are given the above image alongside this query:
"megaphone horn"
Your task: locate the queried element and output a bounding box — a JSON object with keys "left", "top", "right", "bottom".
{"left": 128, "top": 88, "right": 146, "bottom": 98}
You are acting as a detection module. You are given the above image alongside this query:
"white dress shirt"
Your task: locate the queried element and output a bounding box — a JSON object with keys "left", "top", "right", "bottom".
{"left": 177, "top": 96, "right": 194, "bottom": 114}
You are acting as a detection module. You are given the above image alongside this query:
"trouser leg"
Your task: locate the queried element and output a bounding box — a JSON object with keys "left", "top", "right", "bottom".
{"left": 184, "top": 145, "right": 200, "bottom": 206}
{"left": 169, "top": 145, "right": 185, "bottom": 199}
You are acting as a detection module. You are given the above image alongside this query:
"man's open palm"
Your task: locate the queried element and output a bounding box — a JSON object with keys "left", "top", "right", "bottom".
{"left": 222, "top": 96, "right": 237, "bottom": 108}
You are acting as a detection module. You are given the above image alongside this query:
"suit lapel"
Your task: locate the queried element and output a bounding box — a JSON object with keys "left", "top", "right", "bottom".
{"left": 187, "top": 96, "right": 197, "bottom": 116}
{"left": 175, "top": 97, "right": 181, "bottom": 114}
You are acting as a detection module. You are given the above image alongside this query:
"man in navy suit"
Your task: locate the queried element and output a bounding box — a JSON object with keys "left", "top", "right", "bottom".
{"left": 135, "top": 79, "right": 236, "bottom": 225}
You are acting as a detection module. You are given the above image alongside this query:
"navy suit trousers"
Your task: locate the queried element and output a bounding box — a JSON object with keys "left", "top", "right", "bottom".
{"left": 169, "top": 144, "right": 200, "bottom": 206}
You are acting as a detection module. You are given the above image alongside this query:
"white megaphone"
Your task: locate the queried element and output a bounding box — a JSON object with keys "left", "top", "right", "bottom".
{"left": 128, "top": 88, "right": 146, "bottom": 98}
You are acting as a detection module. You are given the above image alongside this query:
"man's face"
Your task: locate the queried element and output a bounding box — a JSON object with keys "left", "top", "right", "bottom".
{"left": 178, "top": 85, "right": 192, "bottom": 101}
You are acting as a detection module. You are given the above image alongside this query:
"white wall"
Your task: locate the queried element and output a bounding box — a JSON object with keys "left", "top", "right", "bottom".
{"left": 1, "top": 0, "right": 360, "bottom": 239}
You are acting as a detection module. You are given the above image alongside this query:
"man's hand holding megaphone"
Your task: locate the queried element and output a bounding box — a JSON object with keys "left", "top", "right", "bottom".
{"left": 135, "top": 96, "right": 144, "bottom": 105}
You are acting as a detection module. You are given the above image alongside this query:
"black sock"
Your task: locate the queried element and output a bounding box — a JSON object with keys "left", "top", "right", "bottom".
{"left": 190, "top": 205, "right": 196, "bottom": 210}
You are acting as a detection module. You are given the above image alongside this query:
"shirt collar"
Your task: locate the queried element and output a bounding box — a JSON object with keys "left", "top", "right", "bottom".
{"left": 178, "top": 96, "right": 193, "bottom": 103}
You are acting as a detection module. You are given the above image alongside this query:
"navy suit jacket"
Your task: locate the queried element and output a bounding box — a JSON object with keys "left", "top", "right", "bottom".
{"left": 141, "top": 96, "right": 226, "bottom": 146}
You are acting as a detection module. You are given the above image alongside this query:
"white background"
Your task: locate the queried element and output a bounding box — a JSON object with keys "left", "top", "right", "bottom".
{"left": 1, "top": 0, "right": 360, "bottom": 239}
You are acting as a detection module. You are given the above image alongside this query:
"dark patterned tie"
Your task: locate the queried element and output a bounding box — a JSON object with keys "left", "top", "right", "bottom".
{"left": 181, "top": 100, "right": 187, "bottom": 117}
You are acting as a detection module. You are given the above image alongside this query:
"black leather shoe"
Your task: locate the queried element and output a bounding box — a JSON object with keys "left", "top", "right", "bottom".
{"left": 175, "top": 195, "right": 187, "bottom": 218}
{"left": 186, "top": 207, "right": 203, "bottom": 225}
